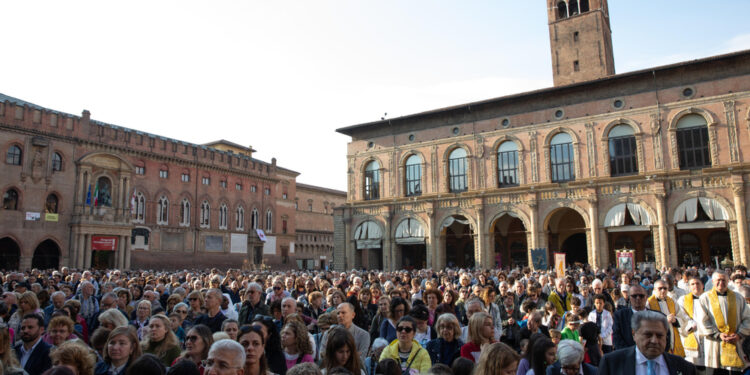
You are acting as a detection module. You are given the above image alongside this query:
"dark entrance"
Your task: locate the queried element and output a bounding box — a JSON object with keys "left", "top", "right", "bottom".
{"left": 677, "top": 228, "right": 731, "bottom": 266}
{"left": 32, "top": 240, "right": 60, "bottom": 270}
{"left": 561, "top": 233, "right": 588, "bottom": 264}
{"left": 444, "top": 216, "right": 474, "bottom": 268}
{"left": 91, "top": 250, "right": 114, "bottom": 269}
{"left": 401, "top": 244, "right": 426, "bottom": 270}
{"left": 0, "top": 237, "right": 20, "bottom": 270}
{"left": 493, "top": 215, "right": 528, "bottom": 269}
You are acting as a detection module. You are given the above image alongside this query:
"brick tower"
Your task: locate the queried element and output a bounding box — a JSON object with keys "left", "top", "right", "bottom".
{"left": 548, "top": 0, "right": 615, "bottom": 86}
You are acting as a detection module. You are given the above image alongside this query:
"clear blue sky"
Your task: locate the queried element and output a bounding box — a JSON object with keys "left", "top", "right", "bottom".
{"left": 2, "top": 1, "right": 749, "bottom": 191}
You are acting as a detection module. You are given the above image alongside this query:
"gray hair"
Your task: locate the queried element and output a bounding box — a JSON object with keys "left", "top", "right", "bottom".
{"left": 51, "top": 291, "right": 65, "bottom": 299}
{"left": 591, "top": 279, "right": 603, "bottom": 288}
{"left": 173, "top": 302, "right": 188, "bottom": 313}
{"left": 465, "top": 297, "right": 485, "bottom": 310}
{"left": 557, "top": 339, "right": 584, "bottom": 366}
{"left": 208, "top": 339, "right": 246, "bottom": 368}
{"left": 98, "top": 308, "right": 129, "bottom": 328}
{"left": 247, "top": 282, "right": 263, "bottom": 292}
{"left": 282, "top": 296, "right": 296, "bottom": 305}
{"left": 712, "top": 270, "right": 728, "bottom": 281}
{"left": 631, "top": 310, "right": 669, "bottom": 333}
{"left": 287, "top": 362, "right": 322, "bottom": 375}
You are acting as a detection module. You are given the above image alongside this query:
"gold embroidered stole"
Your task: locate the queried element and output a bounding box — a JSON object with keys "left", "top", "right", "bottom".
{"left": 647, "top": 295, "right": 685, "bottom": 356}
{"left": 707, "top": 288, "right": 744, "bottom": 368}
{"left": 550, "top": 292, "right": 571, "bottom": 315}
{"left": 682, "top": 294, "right": 698, "bottom": 350}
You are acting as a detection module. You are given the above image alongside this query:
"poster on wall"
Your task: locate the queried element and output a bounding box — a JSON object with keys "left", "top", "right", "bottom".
{"left": 554, "top": 252, "right": 566, "bottom": 276}
{"left": 25, "top": 212, "right": 41, "bottom": 221}
{"left": 531, "top": 248, "right": 548, "bottom": 270}
{"left": 91, "top": 236, "right": 118, "bottom": 251}
{"left": 616, "top": 249, "right": 635, "bottom": 272}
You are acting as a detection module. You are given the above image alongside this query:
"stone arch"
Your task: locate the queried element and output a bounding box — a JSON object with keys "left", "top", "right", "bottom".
{"left": 599, "top": 197, "right": 657, "bottom": 228}
{"left": 491, "top": 135, "right": 526, "bottom": 186}
{"left": 442, "top": 143, "right": 474, "bottom": 192}
{"left": 436, "top": 209, "right": 478, "bottom": 232}
{"left": 600, "top": 118, "right": 646, "bottom": 176}
{"left": 543, "top": 127, "right": 582, "bottom": 182}
{"left": 50, "top": 149, "right": 67, "bottom": 171}
{"left": 487, "top": 208, "right": 532, "bottom": 235}
{"left": 391, "top": 214, "right": 429, "bottom": 239}
{"left": 667, "top": 107, "right": 719, "bottom": 169}
{"left": 78, "top": 151, "right": 135, "bottom": 172}
{"left": 541, "top": 202, "right": 590, "bottom": 230}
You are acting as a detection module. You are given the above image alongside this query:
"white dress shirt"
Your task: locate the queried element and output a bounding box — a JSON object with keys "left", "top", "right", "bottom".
{"left": 635, "top": 346, "right": 669, "bottom": 375}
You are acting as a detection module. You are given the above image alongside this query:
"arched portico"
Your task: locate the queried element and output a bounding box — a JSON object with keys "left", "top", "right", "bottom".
{"left": 490, "top": 213, "right": 529, "bottom": 269}
{"left": 32, "top": 239, "right": 60, "bottom": 269}
{"left": 0, "top": 237, "right": 20, "bottom": 270}
{"left": 545, "top": 207, "right": 589, "bottom": 266}
{"left": 440, "top": 214, "right": 476, "bottom": 268}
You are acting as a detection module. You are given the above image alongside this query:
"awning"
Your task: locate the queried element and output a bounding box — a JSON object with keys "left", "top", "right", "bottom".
{"left": 604, "top": 203, "right": 652, "bottom": 227}
{"left": 395, "top": 218, "right": 426, "bottom": 244}
{"left": 673, "top": 198, "right": 729, "bottom": 223}
{"left": 354, "top": 221, "right": 382, "bottom": 249}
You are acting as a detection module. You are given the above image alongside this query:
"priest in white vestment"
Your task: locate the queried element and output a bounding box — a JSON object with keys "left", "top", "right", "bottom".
{"left": 696, "top": 271, "right": 750, "bottom": 372}
{"left": 676, "top": 276, "right": 705, "bottom": 367}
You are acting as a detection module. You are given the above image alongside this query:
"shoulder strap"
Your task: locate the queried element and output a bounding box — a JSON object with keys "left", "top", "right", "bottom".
{"left": 404, "top": 348, "right": 421, "bottom": 373}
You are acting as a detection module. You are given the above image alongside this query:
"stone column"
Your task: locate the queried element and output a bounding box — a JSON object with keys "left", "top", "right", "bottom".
{"left": 588, "top": 197, "right": 600, "bottom": 268}
{"left": 117, "top": 177, "right": 124, "bottom": 221}
{"left": 655, "top": 193, "right": 670, "bottom": 269}
{"left": 83, "top": 234, "right": 91, "bottom": 269}
{"left": 124, "top": 236, "right": 131, "bottom": 270}
{"left": 475, "top": 206, "right": 487, "bottom": 268}
{"left": 383, "top": 214, "right": 393, "bottom": 271}
{"left": 344, "top": 218, "right": 354, "bottom": 270}
{"left": 116, "top": 236, "right": 124, "bottom": 269}
{"left": 732, "top": 184, "right": 749, "bottom": 265}
{"left": 427, "top": 211, "right": 436, "bottom": 269}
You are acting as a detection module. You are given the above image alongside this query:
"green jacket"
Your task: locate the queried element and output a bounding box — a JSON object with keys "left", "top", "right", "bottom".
{"left": 379, "top": 339, "right": 432, "bottom": 374}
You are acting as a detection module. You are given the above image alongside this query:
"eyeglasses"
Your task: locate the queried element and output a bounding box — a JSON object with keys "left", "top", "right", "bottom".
{"left": 189, "top": 297, "right": 199, "bottom": 301}
{"left": 657, "top": 287, "right": 667, "bottom": 290}
{"left": 186, "top": 335, "right": 199, "bottom": 342}
{"left": 201, "top": 359, "right": 241, "bottom": 372}
{"left": 176, "top": 309, "right": 187, "bottom": 314}
{"left": 396, "top": 326, "right": 413, "bottom": 333}
{"left": 273, "top": 286, "right": 281, "bottom": 291}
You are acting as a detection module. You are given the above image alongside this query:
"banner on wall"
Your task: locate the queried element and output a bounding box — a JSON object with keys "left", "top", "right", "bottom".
{"left": 554, "top": 252, "right": 566, "bottom": 276}
{"left": 25, "top": 212, "right": 41, "bottom": 221}
{"left": 91, "top": 236, "right": 118, "bottom": 251}
{"left": 531, "top": 248, "right": 548, "bottom": 270}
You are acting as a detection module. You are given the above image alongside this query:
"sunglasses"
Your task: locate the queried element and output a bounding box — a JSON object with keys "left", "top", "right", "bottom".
{"left": 631, "top": 294, "right": 646, "bottom": 299}
{"left": 253, "top": 314, "right": 274, "bottom": 323}
{"left": 396, "top": 326, "right": 414, "bottom": 333}
{"left": 189, "top": 297, "right": 198, "bottom": 301}
{"left": 186, "top": 335, "right": 200, "bottom": 342}
{"left": 176, "top": 310, "right": 187, "bottom": 314}
{"left": 273, "top": 286, "right": 281, "bottom": 291}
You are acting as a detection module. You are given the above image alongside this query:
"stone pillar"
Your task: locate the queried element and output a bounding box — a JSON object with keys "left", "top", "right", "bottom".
{"left": 427, "top": 212, "right": 437, "bottom": 269}
{"left": 83, "top": 234, "right": 91, "bottom": 269}
{"left": 124, "top": 236, "right": 131, "bottom": 270}
{"left": 117, "top": 177, "right": 124, "bottom": 221}
{"left": 475, "top": 206, "right": 487, "bottom": 268}
{"left": 598, "top": 228, "right": 609, "bottom": 267}
{"left": 667, "top": 224, "right": 678, "bottom": 268}
{"left": 732, "top": 184, "right": 749, "bottom": 265}
{"left": 344, "top": 219, "right": 354, "bottom": 270}
{"left": 588, "top": 197, "right": 600, "bottom": 268}
{"left": 383, "top": 215, "right": 393, "bottom": 271}
{"left": 116, "top": 236, "right": 124, "bottom": 269}
{"left": 528, "top": 201, "right": 538, "bottom": 268}
{"left": 655, "top": 193, "right": 670, "bottom": 269}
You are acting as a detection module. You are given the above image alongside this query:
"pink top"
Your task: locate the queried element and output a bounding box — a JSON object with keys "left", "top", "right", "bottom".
{"left": 284, "top": 353, "right": 314, "bottom": 369}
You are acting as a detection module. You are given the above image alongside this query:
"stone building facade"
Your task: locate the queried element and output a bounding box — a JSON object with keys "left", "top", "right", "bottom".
{"left": 333, "top": 1, "right": 750, "bottom": 271}
{"left": 293, "top": 183, "right": 346, "bottom": 270}
{"left": 0, "top": 94, "right": 335, "bottom": 270}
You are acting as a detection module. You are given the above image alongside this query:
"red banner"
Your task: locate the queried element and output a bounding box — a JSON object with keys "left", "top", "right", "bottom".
{"left": 91, "top": 236, "right": 118, "bottom": 251}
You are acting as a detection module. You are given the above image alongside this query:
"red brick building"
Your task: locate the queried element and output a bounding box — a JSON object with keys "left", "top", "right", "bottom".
{"left": 333, "top": 0, "right": 750, "bottom": 271}
{"left": 0, "top": 94, "right": 338, "bottom": 270}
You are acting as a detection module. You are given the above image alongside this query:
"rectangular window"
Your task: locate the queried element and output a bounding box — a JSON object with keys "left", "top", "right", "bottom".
{"left": 405, "top": 164, "right": 421, "bottom": 196}
{"left": 202, "top": 177, "right": 210, "bottom": 185}
{"left": 677, "top": 127, "right": 711, "bottom": 170}
{"left": 135, "top": 166, "right": 145, "bottom": 175}
{"left": 282, "top": 193, "right": 288, "bottom": 199}
{"left": 264, "top": 187, "right": 271, "bottom": 195}
{"left": 251, "top": 185, "right": 257, "bottom": 193}
{"left": 573, "top": 31, "right": 579, "bottom": 42}
{"left": 364, "top": 170, "right": 380, "bottom": 200}
{"left": 550, "top": 143, "right": 575, "bottom": 182}
{"left": 181, "top": 173, "right": 190, "bottom": 182}
{"left": 236, "top": 183, "right": 242, "bottom": 191}
{"left": 220, "top": 180, "right": 227, "bottom": 188}
{"left": 497, "top": 150, "right": 519, "bottom": 187}
{"left": 609, "top": 136, "right": 638, "bottom": 176}
{"left": 573, "top": 60, "right": 580, "bottom": 72}
{"left": 449, "top": 157, "right": 467, "bottom": 192}
{"left": 159, "top": 170, "right": 168, "bottom": 179}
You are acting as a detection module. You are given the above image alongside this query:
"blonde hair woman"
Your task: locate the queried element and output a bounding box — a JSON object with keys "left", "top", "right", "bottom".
{"left": 8, "top": 291, "right": 40, "bottom": 334}
{"left": 460, "top": 311, "right": 495, "bottom": 363}
{"left": 474, "top": 342, "right": 520, "bottom": 375}
{"left": 0, "top": 327, "right": 23, "bottom": 374}
{"left": 140, "top": 314, "right": 181, "bottom": 367}
{"left": 50, "top": 340, "right": 97, "bottom": 375}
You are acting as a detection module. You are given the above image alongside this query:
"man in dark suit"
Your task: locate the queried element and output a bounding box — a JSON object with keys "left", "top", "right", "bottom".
{"left": 613, "top": 284, "right": 648, "bottom": 349}
{"left": 14, "top": 313, "right": 53, "bottom": 375}
{"left": 520, "top": 311, "right": 550, "bottom": 340}
{"left": 599, "top": 310, "right": 696, "bottom": 375}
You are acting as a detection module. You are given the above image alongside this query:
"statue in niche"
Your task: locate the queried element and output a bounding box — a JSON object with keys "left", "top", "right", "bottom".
{"left": 96, "top": 177, "right": 113, "bottom": 207}
{"left": 31, "top": 148, "right": 45, "bottom": 181}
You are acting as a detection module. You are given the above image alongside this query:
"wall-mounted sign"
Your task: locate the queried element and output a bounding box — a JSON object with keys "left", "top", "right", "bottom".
{"left": 25, "top": 212, "right": 41, "bottom": 221}
{"left": 92, "top": 236, "right": 118, "bottom": 251}
{"left": 45, "top": 213, "right": 59, "bottom": 222}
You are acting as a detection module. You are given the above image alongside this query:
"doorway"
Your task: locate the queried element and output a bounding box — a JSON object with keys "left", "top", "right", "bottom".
{"left": 32, "top": 240, "right": 60, "bottom": 270}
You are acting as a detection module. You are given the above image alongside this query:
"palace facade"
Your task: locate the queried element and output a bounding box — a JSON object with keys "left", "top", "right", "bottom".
{"left": 333, "top": 0, "right": 750, "bottom": 271}
{"left": 0, "top": 94, "right": 344, "bottom": 270}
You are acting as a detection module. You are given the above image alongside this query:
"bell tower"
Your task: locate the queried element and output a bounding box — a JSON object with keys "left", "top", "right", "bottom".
{"left": 548, "top": 0, "right": 615, "bottom": 86}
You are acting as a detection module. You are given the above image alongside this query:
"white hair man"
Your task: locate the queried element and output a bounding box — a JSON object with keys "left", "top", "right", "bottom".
{"left": 205, "top": 339, "right": 246, "bottom": 375}
{"left": 547, "top": 339, "right": 597, "bottom": 375}
{"left": 320, "top": 302, "right": 370, "bottom": 363}
{"left": 697, "top": 271, "right": 750, "bottom": 373}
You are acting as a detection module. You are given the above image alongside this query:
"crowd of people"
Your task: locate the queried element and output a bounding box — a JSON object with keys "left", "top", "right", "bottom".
{"left": 0, "top": 263, "right": 748, "bottom": 375}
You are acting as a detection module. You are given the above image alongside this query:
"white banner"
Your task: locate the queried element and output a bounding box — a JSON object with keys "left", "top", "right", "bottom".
{"left": 263, "top": 236, "right": 276, "bottom": 255}
{"left": 230, "top": 233, "right": 248, "bottom": 254}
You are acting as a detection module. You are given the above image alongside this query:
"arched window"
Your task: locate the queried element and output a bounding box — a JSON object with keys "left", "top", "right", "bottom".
{"left": 45, "top": 194, "right": 58, "bottom": 213}
{"left": 219, "top": 204, "right": 228, "bottom": 230}
{"left": 557, "top": 1, "right": 568, "bottom": 19}
{"left": 676, "top": 114, "right": 710, "bottom": 170}
{"left": 6, "top": 145, "right": 22, "bottom": 165}
{"left": 550, "top": 132, "right": 575, "bottom": 182}
{"left": 95, "top": 177, "right": 113, "bottom": 207}
{"left": 404, "top": 155, "right": 422, "bottom": 197}
{"left": 579, "top": 0, "right": 589, "bottom": 12}
{"left": 3, "top": 189, "right": 19, "bottom": 210}
{"left": 364, "top": 161, "right": 380, "bottom": 200}
{"left": 52, "top": 152, "right": 63, "bottom": 172}
{"left": 200, "top": 201, "right": 210, "bottom": 228}
{"left": 448, "top": 148, "right": 468, "bottom": 192}
{"left": 251, "top": 208, "right": 259, "bottom": 230}
{"left": 236, "top": 206, "right": 245, "bottom": 230}
{"left": 266, "top": 209, "right": 273, "bottom": 233}
{"left": 180, "top": 199, "right": 191, "bottom": 226}
{"left": 569, "top": 0, "right": 579, "bottom": 15}
{"left": 497, "top": 141, "right": 519, "bottom": 187}
{"left": 608, "top": 124, "right": 638, "bottom": 176}
{"left": 134, "top": 192, "right": 145, "bottom": 223}
{"left": 157, "top": 196, "right": 169, "bottom": 225}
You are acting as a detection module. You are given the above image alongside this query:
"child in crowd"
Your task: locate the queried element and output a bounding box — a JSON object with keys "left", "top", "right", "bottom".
{"left": 560, "top": 313, "right": 581, "bottom": 342}
{"left": 168, "top": 312, "right": 186, "bottom": 344}
{"left": 549, "top": 329, "right": 562, "bottom": 346}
